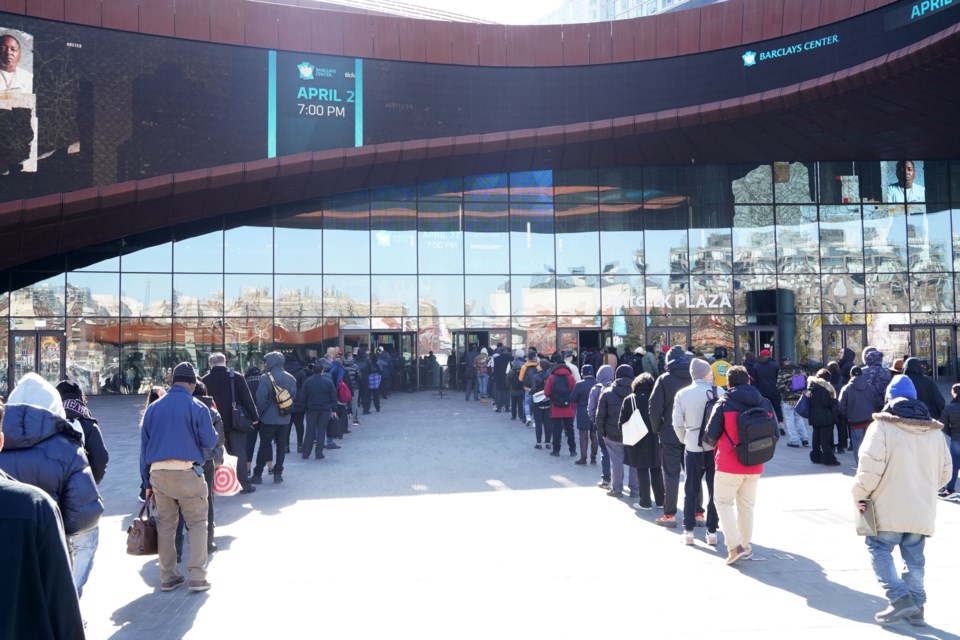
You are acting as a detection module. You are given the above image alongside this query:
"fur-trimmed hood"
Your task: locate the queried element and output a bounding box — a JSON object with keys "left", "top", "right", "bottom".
{"left": 872, "top": 411, "right": 943, "bottom": 435}
{"left": 807, "top": 375, "right": 836, "bottom": 398}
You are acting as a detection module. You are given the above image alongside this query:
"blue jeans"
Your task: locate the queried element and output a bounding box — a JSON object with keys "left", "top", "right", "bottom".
{"left": 866, "top": 531, "right": 926, "bottom": 606}
{"left": 70, "top": 526, "right": 99, "bottom": 597}
{"left": 524, "top": 391, "right": 532, "bottom": 420}
{"left": 597, "top": 432, "right": 611, "bottom": 483}
{"left": 477, "top": 374, "right": 489, "bottom": 398}
{"left": 849, "top": 427, "right": 866, "bottom": 467}
{"left": 945, "top": 438, "right": 960, "bottom": 492}
{"left": 604, "top": 438, "right": 638, "bottom": 495}
{"left": 465, "top": 377, "right": 478, "bottom": 400}
{"left": 783, "top": 402, "right": 809, "bottom": 446}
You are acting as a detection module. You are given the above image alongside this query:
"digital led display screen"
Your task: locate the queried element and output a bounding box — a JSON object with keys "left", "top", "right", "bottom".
{"left": 1, "top": 0, "right": 958, "bottom": 202}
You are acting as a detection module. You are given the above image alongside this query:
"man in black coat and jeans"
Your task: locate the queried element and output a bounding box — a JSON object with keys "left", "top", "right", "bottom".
{"left": 903, "top": 357, "right": 945, "bottom": 420}
{"left": 753, "top": 349, "right": 784, "bottom": 431}
{"left": 202, "top": 353, "right": 260, "bottom": 494}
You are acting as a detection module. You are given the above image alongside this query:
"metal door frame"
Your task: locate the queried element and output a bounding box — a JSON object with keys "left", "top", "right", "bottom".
{"left": 646, "top": 327, "right": 692, "bottom": 351}
{"left": 734, "top": 326, "right": 778, "bottom": 363}
{"left": 8, "top": 329, "right": 67, "bottom": 390}
{"left": 340, "top": 331, "right": 370, "bottom": 354}
{"left": 910, "top": 325, "right": 957, "bottom": 380}
{"left": 822, "top": 324, "right": 867, "bottom": 367}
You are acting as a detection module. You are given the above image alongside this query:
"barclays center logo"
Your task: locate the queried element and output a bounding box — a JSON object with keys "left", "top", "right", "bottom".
{"left": 742, "top": 51, "right": 757, "bottom": 67}
{"left": 297, "top": 61, "right": 315, "bottom": 80}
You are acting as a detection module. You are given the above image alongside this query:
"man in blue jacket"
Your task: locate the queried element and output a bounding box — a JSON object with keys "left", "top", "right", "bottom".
{"left": 141, "top": 362, "right": 219, "bottom": 593}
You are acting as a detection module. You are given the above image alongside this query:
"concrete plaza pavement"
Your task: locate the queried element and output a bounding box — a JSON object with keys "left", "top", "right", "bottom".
{"left": 79, "top": 390, "right": 960, "bottom": 640}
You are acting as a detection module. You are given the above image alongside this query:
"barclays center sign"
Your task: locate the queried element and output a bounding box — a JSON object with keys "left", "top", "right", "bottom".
{"left": 742, "top": 34, "right": 840, "bottom": 67}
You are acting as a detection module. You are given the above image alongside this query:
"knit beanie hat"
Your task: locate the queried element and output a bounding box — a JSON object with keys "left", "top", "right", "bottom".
{"left": 666, "top": 345, "right": 687, "bottom": 366}
{"left": 885, "top": 374, "right": 916, "bottom": 401}
{"left": 581, "top": 364, "right": 595, "bottom": 377}
{"left": 172, "top": 362, "right": 198, "bottom": 384}
{"left": 850, "top": 365, "right": 862, "bottom": 377}
{"left": 690, "top": 358, "right": 712, "bottom": 381}
{"left": 615, "top": 364, "right": 634, "bottom": 379}
{"left": 55, "top": 379, "right": 85, "bottom": 401}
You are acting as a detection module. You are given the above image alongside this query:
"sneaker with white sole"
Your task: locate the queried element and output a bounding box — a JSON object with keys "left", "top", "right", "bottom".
{"left": 875, "top": 596, "right": 920, "bottom": 624}
{"left": 725, "top": 545, "right": 750, "bottom": 565}
{"left": 682, "top": 530, "right": 695, "bottom": 545}
{"left": 706, "top": 531, "right": 718, "bottom": 546}
{"left": 632, "top": 502, "right": 653, "bottom": 511}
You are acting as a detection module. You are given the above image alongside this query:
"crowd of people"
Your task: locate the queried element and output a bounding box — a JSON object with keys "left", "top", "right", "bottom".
{"left": 0, "top": 339, "right": 957, "bottom": 634}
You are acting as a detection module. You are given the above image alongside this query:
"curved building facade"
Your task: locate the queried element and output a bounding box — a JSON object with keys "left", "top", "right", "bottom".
{"left": 1, "top": 0, "right": 959, "bottom": 394}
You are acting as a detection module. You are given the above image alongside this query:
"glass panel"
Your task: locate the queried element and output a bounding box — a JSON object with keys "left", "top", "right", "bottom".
{"left": 821, "top": 273, "right": 865, "bottom": 316}
{"left": 846, "top": 327, "right": 866, "bottom": 363}
{"left": 224, "top": 274, "right": 272, "bottom": 317}
{"left": 820, "top": 205, "right": 863, "bottom": 273}
{"left": 464, "top": 202, "right": 509, "bottom": 275}
{"left": 691, "top": 314, "right": 734, "bottom": 357}
{"left": 464, "top": 174, "right": 508, "bottom": 202}
{"left": 465, "top": 276, "right": 510, "bottom": 317}
{"left": 934, "top": 327, "right": 955, "bottom": 380}
{"left": 225, "top": 317, "right": 271, "bottom": 374}
{"left": 556, "top": 274, "right": 599, "bottom": 316}
{"left": 734, "top": 274, "right": 777, "bottom": 319}
{"left": 174, "top": 274, "right": 222, "bottom": 316}
{"left": 777, "top": 274, "right": 821, "bottom": 316}
{"left": 10, "top": 317, "right": 65, "bottom": 331}
{"left": 122, "top": 240, "right": 172, "bottom": 273}
{"left": 173, "top": 318, "right": 223, "bottom": 375}
{"left": 67, "top": 272, "right": 119, "bottom": 317}
{"left": 70, "top": 240, "right": 121, "bottom": 272}
{"left": 418, "top": 202, "right": 463, "bottom": 274}
{"left": 120, "top": 273, "right": 172, "bottom": 317}
{"left": 689, "top": 275, "right": 733, "bottom": 316}
{"left": 644, "top": 274, "right": 690, "bottom": 318}
{"left": 793, "top": 315, "right": 823, "bottom": 368}
{"left": 598, "top": 167, "right": 642, "bottom": 203}
{"left": 911, "top": 327, "right": 933, "bottom": 375}
{"left": 776, "top": 204, "right": 819, "bottom": 273}
{"left": 867, "top": 314, "right": 910, "bottom": 367}
{"left": 418, "top": 177, "right": 463, "bottom": 202}
{"left": 601, "top": 274, "right": 643, "bottom": 317}
{"left": 882, "top": 160, "right": 927, "bottom": 204}
{"left": 773, "top": 161, "right": 816, "bottom": 204}
{"left": 729, "top": 163, "right": 774, "bottom": 204}
{"left": 512, "top": 316, "right": 556, "bottom": 355}
{"left": 275, "top": 275, "right": 323, "bottom": 317}
{"left": 274, "top": 208, "right": 323, "bottom": 273}
{"left": 274, "top": 317, "right": 327, "bottom": 363}
{"left": 324, "top": 275, "right": 370, "bottom": 317}
{"left": 324, "top": 197, "right": 369, "bottom": 274}
{"left": 599, "top": 203, "right": 644, "bottom": 276}
{"left": 908, "top": 207, "right": 952, "bottom": 272}
{"left": 418, "top": 316, "right": 461, "bottom": 365}
{"left": 733, "top": 206, "right": 776, "bottom": 273}
{"left": 823, "top": 327, "right": 843, "bottom": 365}
{"left": 37, "top": 334, "right": 62, "bottom": 386}
{"left": 11, "top": 333, "right": 37, "bottom": 382}
{"left": 371, "top": 201, "right": 417, "bottom": 274}
{"left": 555, "top": 204, "right": 599, "bottom": 275}
{"left": 511, "top": 275, "right": 555, "bottom": 316}
{"left": 922, "top": 161, "right": 951, "bottom": 203}
{"left": 224, "top": 225, "right": 273, "bottom": 273}
{"left": 689, "top": 206, "right": 732, "bottom": 274}
{"left": 10, "top": 273, "right": 65, "bottom": 317}
{"left": 863, "top": 203, "right": 907, "bottom": 273}
{"left": 554, "top": 169, "right": 598, "bottom": 203}
{"left": 910, "top": 273, "right": 953, "bottom": 313}
{"left": 120, "top": 318, "right": 172, "bottom": 394}
{"left": 372, "top": 275, "right": 418, "bottom": 317}
{"left": 418, "top": 275, "right": 464, "bottom": 317}
{"left": 510, "top": 170, "right": 553, "bottom": 203}
{"left": 370, "top": 183, "right": 415, "bottom": 201}
{"left": 644, "top": 166, "right": 686, "bottom": 201}
{"left": 510, "top": 203, "right": 554, "bottom": 275}
{"left": 644, "top": 206, "right": 689, "bottom": 275}
{"left": 866, "top": 273, "right": 908, "bottom": 313}
{"left": 174, "top": 229, "right": 223, "bottom": 273}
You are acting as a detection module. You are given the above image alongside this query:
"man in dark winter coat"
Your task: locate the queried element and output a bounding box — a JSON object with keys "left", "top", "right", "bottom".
{"left": 0, "top": 373, "right": 103, "bottom": 538}
{"left": 285, "top": 354, "right": 307, "bottom": 451}
{"left": 938, "top": 383, "right": 960, "bottom": 498}
{"left": 838, "top": 347, "right": 856, "bottom": 386}
{"left": 202, "top": 353, "right": 260, "bottom": 494}
{"left": 837, "top": 366, "right": 882, "bottom": 465}
{"left": 903, "top": 357, "right": 945, "bottom": 420}
{"left": 56, "top": 380, "right": 110, "bottom": 598}
{"left": 649, "top": 346, "right": 693, "bottom": 527}
{"left": 492, "top": 345, "right": 511, "bottom": 413}
{"left": 862, "top": 346, "right": 892, "bottom": 403}
{"left": 807, "top": 370, "right": 840, "bottom": 466}
{"left": 753, "top": 349, "right": 783, "bottom": 427}
{"left": 252, "top": 351, "right": 298, "bottom": 485}
{"left": 596, "top": 365, "right": 638, "bottom": 498}
{"left": 589, "top": 365, "right": 615, "bottom": 489}
{"left": 342, "top": 349, "right": 362, "bottom": 425}
{"left": 301, "top": 365, "right": 337, "bottom": 460}
{"left": 0, "top": 419, "right": 85, "bottom": 640}
{"left": 570, "top": 364, "right": 598, "bottom": 465}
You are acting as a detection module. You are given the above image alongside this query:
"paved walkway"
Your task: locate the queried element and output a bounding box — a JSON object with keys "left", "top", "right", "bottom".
{"left": 80, "top": 391, "right": 960, "bottom": 640}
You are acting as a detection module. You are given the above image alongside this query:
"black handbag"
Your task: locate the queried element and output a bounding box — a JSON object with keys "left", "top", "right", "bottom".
{"left": 229, "top": 370, "right": 255, "bottom": 432}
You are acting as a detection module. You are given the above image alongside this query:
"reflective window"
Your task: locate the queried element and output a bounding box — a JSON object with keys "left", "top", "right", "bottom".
{"left": 863, "top": 204, "right": 907, "bottom": 273}
{"left": 728, "top": 164, "right": 773, "bottom": 204}
{"left": 791, "top": 315, "right": 823, "bottom": 367}
{"left": 175, "top": 229, "right": 223, "bottom": 273}
{"left": 173, "top": 273, "right": 222, "bottom": 316}
{"left": 465, "top": 276, "right": 510, "bottom": 317}
{"left": 224, "top": 274, "right": 272, "bottom": 317}
{"left": 554, "top": 169, "right": 598, "bottom": 204}
{"left": 419, "top": 275, "right": 464, "bottom": 316}
{"left": 510, "top": 204, "right": 554, "bottom": 275}
{"left": 10, "top": 273, "right": 65, "bottom": 317}
{"left": 598, "top": 167, "right": 642, "bottom": 203}
{"left": 324, "top": 275, "right": 370, "bottom": 316}
{"left": 66, "top": 317, "right": 120, "bottom": 396}
{"left": 556, "top": 274, "right": 599, "bottom": 316}
{"left": 324, "top": 195, "right": 369, "bottom": 274}
{"left": 274, "top": 208, "right": 322, "bottom": 273}
{"left": 733, "top": 206, "right": 776, "bottom": 273}
{"left": 644, "top": 166, "right": 686, "bottom": 201}
{"left": 821, "top": 273, "right": 865, "bottom": 316}
{"left": 733, "top": 273, "right": 776, "bottom": 316}
{"left": 907, "top": 207, "right": 952, "bottom": 272}
{"left": 773, "top": 162, "right": 815, "bottom": 204}
{"left": 689, "top": 206, "right": 732, "bottom": 274}
{"left": 513, "top": 316, "right": 556, "bottom": 354}
{"left": 120, "top": 318, "right": 173, "bottom": 393}
{"left": 464, "top": 174, "right": 508, "bottom": 202}
{"left": 865, "top": 273, "right": 908, "bottom": 313}
{"left": 601, "top": 274, "right": 643, "bottom": 317}
{"left": 67, "top": 272, "right": 119, "bottom": 317}
{"left": 599, "top": 203, "right": 643, "bottom": 276}
{"left": 225, "top": 224, "right": 273, "bottom": 273}
{"left": 173, "top": 318, "right": 224, "bottom": 374}
{"left": 776, "top": 205, "right": 819, "bottom": 273}
{"left": 645, "top": 207, "right": 688, "bottom": 275}
{"left": 509, "top": 171, "right": 552, "bottom": 203}
{"left": 464, "top": 202, "right": 509, "bottom": 275}
{"left": 70, "top": 241, "right": 120, "bottom": 272}
{"left": 370, "top": 183, "right": 415, "bottom": 202}
{"left": 418, "top": 202, "right": 463, "bottom": 274}
{"left": 644, "top": 274, "right": 690, "bottom": 318}
{"left": 555, "top": 204, "right": 599, "bottom": 275}
{"left": 880, "top": 160, "right": 929, "bottom": 204}
{"left": 225, "top": 317, "right": 272, "bottom": 373}
{"left": 372, "top": 275, "right": 418, "bottom": 316}
{"left": 120, "top": 273, "right": 172, "bottom": 316}
{"left": 371, "top": 202, "right": 417, "bottom": 274}
{"left": 418, "top": 177, "right": 463, "bottom": 202}
{"left": 820, "top": 205, "right": 863, "bottom": 273}
{"left": 511, "top": 275, "right": 555, "bottom": 316}
{"left": 122, "top": 240, "right": 172, "bottom": 273}
{"left": 274, "top": 275, "right": 323, "bottom": 317}
{"left": 911, "top": 273, "right": 954, "bottom": 313}
{"left": 689, "top": 274, "right": 733, "bottom": 316}
{"left": 778, "top": 274, "right": 822, "bottom": 315}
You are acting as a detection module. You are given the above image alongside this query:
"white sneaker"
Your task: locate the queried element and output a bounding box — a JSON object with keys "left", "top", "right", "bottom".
{"left": 706, "top": 532, "right": 718, "bottom": 546}
{"left": 682, "top": 530, "right": 695, "bottom": 545}
{"left": 632, "top": 502, "right": 653, "bottom": 511}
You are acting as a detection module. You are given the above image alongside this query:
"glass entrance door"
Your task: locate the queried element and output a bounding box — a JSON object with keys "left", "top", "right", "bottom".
{"left": 735, "top": 327, "right": 778, "bottom": 364}
{"left": 823, "top": 325, "right": 866, "bottom": 368}
{"left": 341, "top": 332, "right": 370, "bottom": 356}
{"left": 399, "top": 332, "right": 417, "bottom": 391}
{"left": 646, "top": 327, "right": 691, "bottom": 355}
{"left": 911, "top": 326, "right": 956, "bottom": 380}
{"left": 9, "top": 330, "right": 66, "bottom": 390}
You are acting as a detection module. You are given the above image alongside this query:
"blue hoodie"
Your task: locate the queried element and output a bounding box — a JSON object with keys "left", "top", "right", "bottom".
{"left": 588, "top": 365, "right": 615, "bottom": 425}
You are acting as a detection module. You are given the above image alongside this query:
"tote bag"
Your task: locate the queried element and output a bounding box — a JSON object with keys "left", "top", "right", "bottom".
{"left": 622, "top": 395, "right": 649, "bottom": 446}
{"left": 213, "top": 452, "right": 242, "bottom": 497}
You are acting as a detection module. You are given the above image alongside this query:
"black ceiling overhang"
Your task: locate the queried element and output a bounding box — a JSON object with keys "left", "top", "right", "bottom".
{"left": 1, "top": 22, "right": 959, "bottom": 273}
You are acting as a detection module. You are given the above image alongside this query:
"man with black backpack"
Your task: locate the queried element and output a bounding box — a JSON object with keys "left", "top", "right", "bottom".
{"left": 544, "top": 361, "right": 577, "bottom": 457}
{"left": 703, "top": 365, "right": 777, "bottom": 565}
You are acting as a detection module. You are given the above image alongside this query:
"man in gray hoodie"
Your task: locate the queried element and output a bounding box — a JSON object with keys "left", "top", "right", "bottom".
{"left": 252, "top": 352, "right": 298, "bottom": 484}
{"left": 673, "top": 358, "right": 723, "bottom": 545}
{"left": 588, "top": 365, "right": 615, "bottom": 490}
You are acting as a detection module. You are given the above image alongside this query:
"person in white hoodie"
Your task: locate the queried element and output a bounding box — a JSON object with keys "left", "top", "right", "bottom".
{"left": 672, "top": 358, "right": 723, "bottom": 546}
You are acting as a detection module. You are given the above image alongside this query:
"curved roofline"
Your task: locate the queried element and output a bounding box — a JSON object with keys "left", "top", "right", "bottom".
{"left": 4, "top": 0, "right": 898, "bottom": 66}
{"left": 2, "top": 21, "right": 958, "bottom": 273}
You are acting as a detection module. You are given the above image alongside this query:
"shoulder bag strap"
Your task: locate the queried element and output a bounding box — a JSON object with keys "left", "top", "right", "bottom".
{"left": 229, "top": 369, "right": 238, "bottom": 409}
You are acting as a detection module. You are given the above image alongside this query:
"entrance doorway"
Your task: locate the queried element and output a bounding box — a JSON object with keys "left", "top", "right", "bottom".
{"left": 8, "top": 330, "right": 67, "bottom": 392}
{"left": 341, "top": 331, "right": 370, "bottom": 357}
{"left": 823, "top": 325, "right": 866, "bottom": 369}
{"left": 372, "top": 331, "right": 418, "bottom": 392}
{"left": 646, "top": 327, "right": 691, "bottom": 354}
{"left": 735, "top": 326, "right": 778, "bottom": 364}
{"left": 910, "top": 326, "right": 956, "bottom": 380}
{"left": 557, "top": 329, "right": 612, "bottom": 367}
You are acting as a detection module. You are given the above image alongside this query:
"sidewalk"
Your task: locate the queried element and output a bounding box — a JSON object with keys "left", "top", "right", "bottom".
{"left": 81, "top": 392, "right": 960, "bottom": 640}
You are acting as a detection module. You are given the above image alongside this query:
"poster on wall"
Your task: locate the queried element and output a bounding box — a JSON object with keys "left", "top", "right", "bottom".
{"left": 1, "top": 28, "right": 42, "bottom": 173}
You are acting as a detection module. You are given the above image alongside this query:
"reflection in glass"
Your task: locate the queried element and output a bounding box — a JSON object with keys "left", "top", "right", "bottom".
{"left": 554, "top": 169, "right": 598, "bottom": 203}
{"left": 513, "top": 316, "right": 556, "bottom": 354}
{"left": 67, "top": 317, "right": 120, "bottom": 396}
{"left": 510, "top": 171, "right": 553, "bottom": 203}
{"left": 691, "top": 314, "right": 734, "bottom": 355}
{"left": 729, "top": 164, "right": 773, "bottom": 204}
{"left": 511, "top": 275, "right": 556, "bottom": 316}
{"left": 371, "top": 202, "right": 417, "bottom": 274}
{"left": 122, "top": 241, "right": 172, "bottom": 273}
{"left": 863, "top": 204, "right": 907, "bottom": 273}
{"left": 881, "top": 160, "right": 927, "bottom": 204}
{"left": 820, "top": 273, "right": 864, "bottom": 316}
{"left": 733, "top": 206, "right": 776, "bottom": 273}
{"left": 419, "top": 275, "right": 464, "bottom": 317}
{"left": 418, "top": 177, "right": 463, "bottom": 202}
{"left": 274, "top": 275, "right": 323, "bottom": 317}
{"left": 644, "top": 274, "right": 690, "bottom": 318}
{"left": 793, "top": 315, "right": 823, "bottom": 367}
{"left": 464, "top": 202, "right": 509, "bottom": 275}
{"left": 223, "top": 274, "right": 271, "bottom": 317}
{"left": 689, "top": 275, "right": 733, "bottom": 316}
{"left": 174, "top": 230, "right": 223, "bottom": 273}
{"left": 70, "top": 241, "right": 120, "bottom": 272}
{"left": 820, "top": 205, "right": 863, "bottom": 273}
{"left": 867, "top": 313, "right": 911, "bottom": 363}
{"left": 910, "top": 273, "right": 954, "bottom": 313}
{"left": 778, "top": 273, "right": 822, "bottom": 315}
{"left": 225, "top": 317, "right": 272, "bottom": 374}
{"left": 555, "top": 204, "right": 599, "bottom": 275}
{"left": 324, "top": 195, "right": 369, "bottom": 274}
{"left": 465, "top": 276, "right": 510, "bottom": 317}
{"left": 601, "top": 274, "right": 643, "bottom": 316}
{"left": 372, "top": 275, "right": 417, "bottom": 316}
{"left": 174, "top": 273, "right": 222, "bottom": 316}
{"left": 555, "top": 275, "right": 599, "bottom": 316}
{"left": 10, "top": 274, "right": 65, "bottom": 317}
{"left": 225, "top": 225, "right": 273, "bottom": 273}
{"left": 598, "top": 167, "right": 642, "bottom": 203}
{"left": 121, "top": 318, "right": 173, "bottom": 393}
{"left": 464, "top": 174, "right": 508, "bottom": 202}
{"left": 776, "top": 205, "right": 819, "bottom": 273}
{"left": 274, "top": 208, "right": 322, "bottom": 273}
{"left": 120, "top": 273, "right": 172, "bottom": 316}
{"left": 907, "top": 208, "right": 951, "bottom": 272}
{"left": 599, "top": 203, "right": 643, "bottom": 276}
{"left": 773, "top": 162, "right": 815, "bottom": 204}
{"left": 645, "top": 207, "right": 688, "bottom": 274}
{"left": 689, "top": 206, "right": 733, "bottom": 274}
{"left": 733, "top": 273, "right": 776, "bottom": 316}
{"left": 510, "top": 204, "right": 554, "bottom": 275}
{"left": 418, "top": 202, "right": 463, "bottom": 274}
{"left": 67, "top": 272, "right": 119, "bottom": 317}
{"left": 173, "top": 318, "right": 223, "bottom": 375}
{"left": 324, "top": 275, "right": 370, "bottom": 317}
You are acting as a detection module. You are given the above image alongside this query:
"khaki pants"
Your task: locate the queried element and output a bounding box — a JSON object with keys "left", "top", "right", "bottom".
{"left": 714, "top": 471, "right": 759, "bottom": 552}
{"left": 150, "top": 468, "right": 209, "bottom": 584}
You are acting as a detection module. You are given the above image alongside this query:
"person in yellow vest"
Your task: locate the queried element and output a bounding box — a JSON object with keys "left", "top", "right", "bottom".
{"left": 711, "top": 347, "right": 731, "bottom": 388}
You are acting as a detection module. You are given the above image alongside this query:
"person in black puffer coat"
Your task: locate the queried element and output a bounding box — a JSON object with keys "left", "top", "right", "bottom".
{"left": 903, "top": 357, "right": 945, "bottom": 420}
{"left": 861, "top": 346, "right": 892, "bottom": 404}
{"left": 806, "top": 369, "right": 840, "bottom": 466}
{"left": 624, "top": 373, "right": 663, "bottom": 510}
{"left": 837, "top": 365, "right": 882, "bottom": 466}
{"left": 938, "top": 382, "right": 960, "bottom": 497}
{"left": 0, "top": 373, "right": 103, "bottom": 537}
{"left": 753, "top": 349, "right": 783, "bottom": 426}
{"left": 649, "top": 346, "right": 692, "bottom": 527}
{"left": 596, "top": 365, "right": 636, "bottom": 498}
{"left": 837, "top": 347, "right": 856, "bottom": 386}
{"left": 285, "top": 355, "right": 307, "bottom": 452}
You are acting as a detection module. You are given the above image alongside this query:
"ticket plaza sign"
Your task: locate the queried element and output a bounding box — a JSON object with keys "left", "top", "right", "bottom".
{"left": 615, "top": 292, "right": 733, "bottom": 310}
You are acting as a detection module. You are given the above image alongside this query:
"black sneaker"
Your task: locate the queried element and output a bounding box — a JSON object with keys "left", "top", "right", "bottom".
{"left": 274, "top": 473, "right": 283, "bottom": 484}
{"left": 250, "top": 476, "right": 263, "bottom": 485}
{"left": 906, "top": 606, "right": 926, "bottom": 627}
{"left": 325, "top": 442, "right": 341, "bottom": 450}
{"left": 239, "top": 486, "right": 256, "bottom": 494}
{"left": 534, "top": 444, "right": 542, "bottom": 449}
{"left": 875, "top": 597, "right": 920, "bottom": 624}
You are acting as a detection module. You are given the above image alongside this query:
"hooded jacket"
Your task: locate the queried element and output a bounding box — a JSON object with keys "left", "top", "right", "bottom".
{"left": 672, "top": 378, "right": 723, "bottom": 453}
{"left": 648, "top": 346, "right": 691, "bottom": 447}
{"left": 853, "top": 398, "right": 952, "bottom": 536}
{"left": 596, "top": 376, "right": 633, "bottom": 442}
{"left": 285, "top": 359, "right": 308, "bottom": 413}
{"left": 837, "top": 375, "right": 882, "bottom": 426}
{"left": 0, "top": 374, "right": 104, "bottom": 537}
{"left": 641, "top": 351, "right": 659, "bottom": 377}
{"left": 903, "top": 357, "right": 945, "bottom": 418}
{"left": 806, "top": 376, "right": 838, "bottom": 428}
{"left": 861, "top": 347, "right": 892, "bottom": 402}
{"left": 838, "top": 348, "right": 856, "bottom": 385}
{"left": 753, "top": 355, "right": 781, "bottom": 401}
{"left": 940, "top": 398, "right": 960, "bottom": 442}
{"left": 61, "top": 398, "right": 109, "bottom": 485}
{"left": 624, "top": 382, "right": 660, "bottom": 469}
{"left": 544, "top": 364, "right": 577, "bottom": 419}
{"left": 705, "top": 383, "right": 775, "bottom": 475}
{"left": 257, "top": 352, "right": 299, "bottom": 425}
{"left": 588, "top": 365, "right": 615, "bottom": 424}
{"left": 570, "top": 373, "right": 596, "bottom": 429}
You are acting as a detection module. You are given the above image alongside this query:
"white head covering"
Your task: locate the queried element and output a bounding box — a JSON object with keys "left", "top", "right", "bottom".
{"left": 480, "top": 348, "right": 488, "bottom": 355}
{"left": 7, "top": 372, "right": 67, "bottom": 418}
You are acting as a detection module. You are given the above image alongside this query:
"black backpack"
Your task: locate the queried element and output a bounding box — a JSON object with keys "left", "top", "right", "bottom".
{"left": 550, "top": 373, "right": 571, "bottom": 408}
{"left": 725, "top": 406, "right": 779, "bottom": 466}
{"left": 697, "top": 386, "right": 720, "bottom": 448}
{"left": 522, "top": 363, "right": 538, "bottom": 389}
